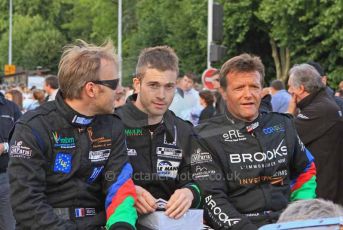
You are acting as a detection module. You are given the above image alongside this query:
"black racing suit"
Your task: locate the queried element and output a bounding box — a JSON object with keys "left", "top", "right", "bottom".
{"left": 191, "top": 110, "right": 317, "bottom": 229}
{"left": 115, "top": 98, "right": 201, "bottom": 208}
{"left": 8, "top": 91, "right": 137, "bottom": 230}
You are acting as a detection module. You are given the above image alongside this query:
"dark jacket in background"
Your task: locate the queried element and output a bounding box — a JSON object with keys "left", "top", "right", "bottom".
{"left": 295, "top": 88, "right": 343, "bottom": 205}
{"left": 0, "top": 92, "right": 21, "bottom": 173}
{"left": 199, "top": 105, "right": 215, "bottom": 123}
{"left": 326, "top": 86, "right": 343, "bottom": 112}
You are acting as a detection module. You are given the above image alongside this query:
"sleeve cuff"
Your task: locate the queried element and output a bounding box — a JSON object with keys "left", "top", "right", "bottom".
{"left": 109, "top": 222, "right": 136, "bottom": 230}
{"left": 184, "top": 183, "right": 202, "bottom": 208}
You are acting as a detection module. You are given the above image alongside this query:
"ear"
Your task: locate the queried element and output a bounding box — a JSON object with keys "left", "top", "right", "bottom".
{"left": 84, "top": 82, "right": 97, "bottom": 98}
{"left": 133, "top": 77, "right": 141, "bottom": 93}
{"left": 321, "top": 76, "right": 327, "bottom": 85}
{"left": 219, "top": 87, "right": 227, "bottom": 101}
{"left": 299, "top": 84, "right": 306, "bottom": 94}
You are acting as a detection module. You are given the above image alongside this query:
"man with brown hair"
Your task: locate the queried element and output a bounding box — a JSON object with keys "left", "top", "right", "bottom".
{"left": 116, "top": 46, "right": 201, "bottom": 220}
{"left": 43, "top": 75, "right": 59, "bottom": 101}
{"left": 169, "top": 72, "right": 203, "bottom": 125}
{"left": 8, "top": 40, "right": 137, "bottom": 230}
{"left": 191, "top": 53, "right": 317, "bottom": 229}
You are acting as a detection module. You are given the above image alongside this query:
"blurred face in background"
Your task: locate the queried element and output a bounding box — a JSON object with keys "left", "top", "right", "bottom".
{"left": 212, "top": 74, "right": 221, "bottom": 90}
{"left": 179, "top": 75, "right": 194, "bottom": 92}
{"left": 5, "top": 92, "right": 13, "bottom": 101}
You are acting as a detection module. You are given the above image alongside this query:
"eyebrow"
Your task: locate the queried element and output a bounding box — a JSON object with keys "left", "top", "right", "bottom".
{"left": 146, "top": 81, "right": 175, "bottom": 85}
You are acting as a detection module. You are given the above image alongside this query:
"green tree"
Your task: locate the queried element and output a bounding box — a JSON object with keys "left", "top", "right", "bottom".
{"left": 0, "top": 15, "right": 66, "bottom": 72}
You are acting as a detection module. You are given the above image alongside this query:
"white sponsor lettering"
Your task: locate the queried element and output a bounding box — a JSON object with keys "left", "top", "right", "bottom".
{"left": 156, "top": 147, "right": 182, "bottom": 159}
{"left": 127, "top": 148, "right": 137, "bottom": 156}
{"left": 88, "top": 149, "right": 110, "bottom": 162}
{"left": 297, "top": 113, "right": 309, "bottom": 119}
{"left": 10, "top": 141, "right": 32, "bottom": 159}
{"left": 223, "top": 129, "right": 246, "bottom": 142}
{"left": 205, "top": 195, "right": 241, "bottom": 226}
{"left": 230, "top": 140, "right": 287, "bottom": 163}
{"left": 191, "top": 148, "right": 213, "bottom": 165}
{"left": 297, "top": 135, "right": 305, "bottom": 152}
{"left": 193, "top": 166, "right": 216, "bottom": 179}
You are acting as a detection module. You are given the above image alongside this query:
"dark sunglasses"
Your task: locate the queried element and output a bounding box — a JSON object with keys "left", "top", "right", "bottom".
{"left": 89, "top": 79, "right": 119, "bottom": 90}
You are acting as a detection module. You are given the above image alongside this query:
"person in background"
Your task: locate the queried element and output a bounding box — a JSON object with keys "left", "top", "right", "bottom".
{"left": 43, "top": 75, "right": 59, "bottom": 101}
{"left": 0, "top": 91, "right": 21, "bottom": 230}
{"left": 270, "top": 79, "right": 291, "bottom": 113}
{"left": 307, "top": 61, "right": 343, "bottom": 111}
{"left": 210, "top": 69, "right": 226, "bottom": 115}
{"left": 114, "top": 87, "right": 126, "bottom": 108}
{"left": 169, "top": 72, "right": 203, "bottom": 125}
{"left": 26, "top": 89, "right": 46, "bottom": 111}
{"left": 336, "top": 81, "right": 343, "bottom": 97}
{"left": 8, "top": 40, "right": 137, "bottom": 229}
{"left": 191, "top": 54, "right": 316, "bottom": 229}
{"left": 116, "top": 46, "right": 201, "bottom": 221}
{"left": 287, "top": 63, "right": 343, "bottom": 205}
{"left": 5, "top": 89, "right": 23, "bottom": 112}
{"left": 198, "top": 90, "right": 215, "bottom": 123}
{"left": 278, "top": 199, "right": 343, "bottom": 223}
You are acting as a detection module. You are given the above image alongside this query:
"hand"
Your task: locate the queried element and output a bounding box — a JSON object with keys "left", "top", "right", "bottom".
{"left": 165, "top": 188, "right": 193, "bottom": 219}
{"left": 135, "top": 185, "right": 157, "bottom": 214}
{"left": 0, "top": 143, "right": 4, "bottom": 155}
{"left": 287, "top": 94, "right": 298, "bottom": 115}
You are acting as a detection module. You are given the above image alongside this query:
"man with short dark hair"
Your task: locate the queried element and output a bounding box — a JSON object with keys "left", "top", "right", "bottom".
{"left": 116, "top": 46, "right": 201, "bottom": 220}
{"left": 191, "top": 54, "right": 317, "bottom": 229}
{"left": 169, "top": 72, "right": 203, "bottom": 125}
{"left": 287, "top": 63, "right": 343, "bottom": 205}
{"left": 270, "top": 79, "right": 291, "bottom": 113}
{"left": 44, "top": 75, "right": 59, "bottom": 101}
{"left": 8, "top": 40, "right": 137, "bottom": 229}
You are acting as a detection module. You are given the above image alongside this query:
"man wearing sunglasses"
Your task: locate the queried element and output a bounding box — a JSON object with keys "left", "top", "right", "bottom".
{"left": 8, "top": 40, "right": 137, "bottom": 230}
{"left": 116, "top": 46, "right": 201, "bottom": 223}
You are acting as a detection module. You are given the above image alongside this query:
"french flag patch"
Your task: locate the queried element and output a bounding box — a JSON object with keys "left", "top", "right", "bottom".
{"left": 75, "top": 208, "right": 85, "bottom": 218}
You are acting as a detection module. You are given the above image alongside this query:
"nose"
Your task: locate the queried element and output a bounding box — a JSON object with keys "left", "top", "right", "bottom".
{"left": 114, "top": 85, "right": 123, "bottom": 99}
{"left": 156, "top": 86, "right": 166, "bottom": 100}
{"left": 243, "top": 86, "right": 253, "bottom": 98}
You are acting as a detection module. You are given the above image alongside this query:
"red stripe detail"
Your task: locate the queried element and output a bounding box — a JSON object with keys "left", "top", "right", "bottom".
{"left": 291, "top": 162, "right": 316, "bottom": 192}
{"left": 106, "top": 179, "right": 136, "bottom": 219}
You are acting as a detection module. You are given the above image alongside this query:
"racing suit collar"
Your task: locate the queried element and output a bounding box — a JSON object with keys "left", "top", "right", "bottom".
{"left": 122, "top": 97, "right": 176, "bottom": 141}
{"left": 224, "top": 107, "right": 261, "bottom": 132}
{"left": 55, "top": 91, "right": 94, "bottom": 127}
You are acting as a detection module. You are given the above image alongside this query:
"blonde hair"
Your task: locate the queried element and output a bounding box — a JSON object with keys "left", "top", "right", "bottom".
{"left": 58, "top": 39, "right": 117, "bottom": 99}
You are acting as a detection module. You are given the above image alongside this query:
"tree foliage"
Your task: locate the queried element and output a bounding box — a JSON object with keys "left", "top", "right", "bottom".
{"left": 0, "top": 0, "right": 341, "bottom": 87}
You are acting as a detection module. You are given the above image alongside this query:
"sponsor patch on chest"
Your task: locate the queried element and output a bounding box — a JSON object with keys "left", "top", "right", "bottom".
{"left": 88, "top": 149, "right": 110, "bottom": 162}
{"left": 156, "top": 147, "right": 182, "bottom": 159}
{"left": 157, "top": 159, "right": 180, "bottom": 178}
